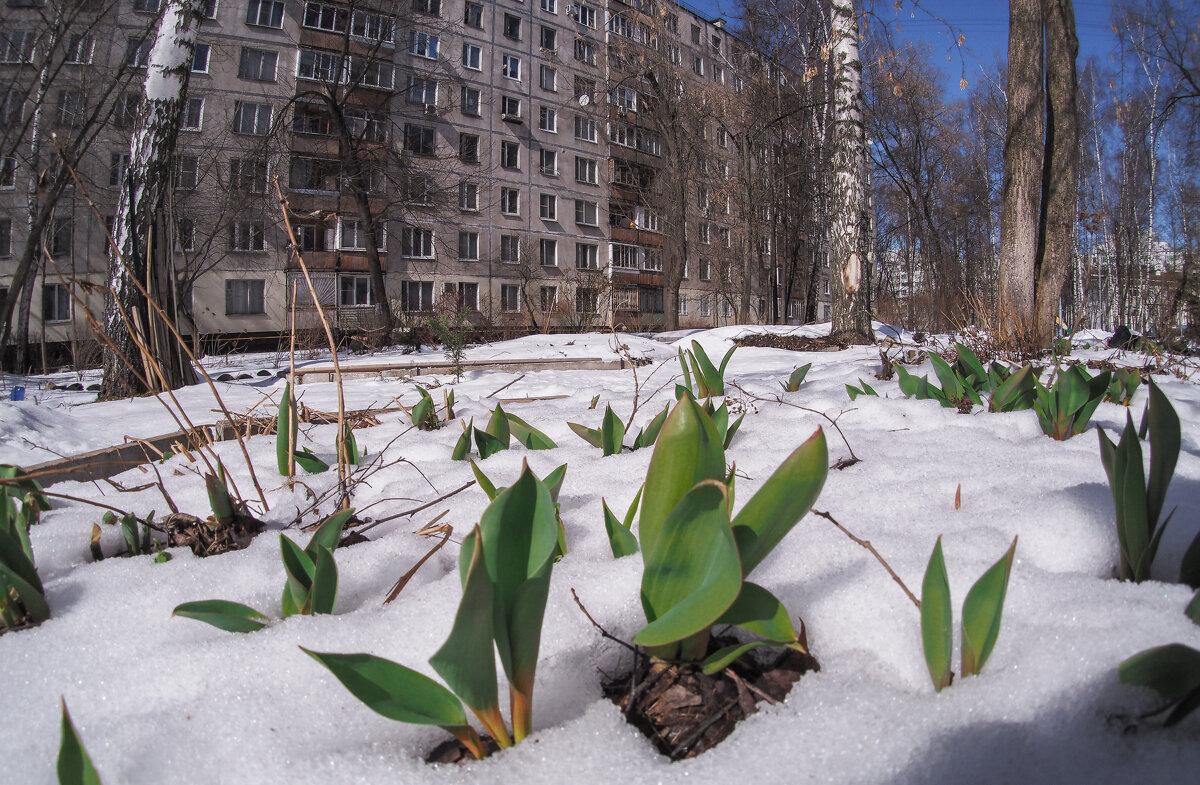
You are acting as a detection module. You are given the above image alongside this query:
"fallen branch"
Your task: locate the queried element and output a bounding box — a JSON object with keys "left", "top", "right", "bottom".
{"left": 812, "top": 509, "right": 920, "bottom": 610}
{"left": 383, "top": 512, "right": 452, "bottom": 604}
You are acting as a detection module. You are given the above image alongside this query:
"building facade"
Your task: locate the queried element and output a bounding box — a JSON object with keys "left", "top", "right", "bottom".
{"left": 0, "top": 0, "right": 830, "bottom": 358}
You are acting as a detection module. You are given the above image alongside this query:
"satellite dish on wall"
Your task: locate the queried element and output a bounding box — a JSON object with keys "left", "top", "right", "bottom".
{"left": 578, "top": 94, "right": 590, "bottom": 107}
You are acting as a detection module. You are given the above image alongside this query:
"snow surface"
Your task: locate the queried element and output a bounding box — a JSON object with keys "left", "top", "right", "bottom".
{"left": 2, "top": 325, "right": 1200, "bottom": 784}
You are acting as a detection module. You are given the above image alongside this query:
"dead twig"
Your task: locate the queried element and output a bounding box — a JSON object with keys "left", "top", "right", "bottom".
{"left": 383, "top": 512, "right": 452, "bottom": 604}
{"left": 812, "top": 509, "right": 920, "bottom": 610}
{"left": 486, "top": 374, "right": 525, "bottom": 399}
{"left": 571, "top": 588, "right": 639, "bottom": 655}
{"left": 356, "top": 480, "right": 476, "bottom": 535}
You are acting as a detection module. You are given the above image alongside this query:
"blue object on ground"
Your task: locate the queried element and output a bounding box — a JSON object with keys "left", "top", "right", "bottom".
{"left": 10, "top": 386, "right": 25, "bottom": 401}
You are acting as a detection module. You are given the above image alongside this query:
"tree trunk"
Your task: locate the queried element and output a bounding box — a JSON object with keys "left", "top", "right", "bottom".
{"left": 828, "top": 0, "right": 872, "bottom": 340}
{"left": 998, "top": 0, "right": 1046, "bottom": 343}
{"left": 101, "top": 0, "right": 200, "bottom": 398}
{"left": 1034, "top": 0, "right": 1080, "bottom": 345}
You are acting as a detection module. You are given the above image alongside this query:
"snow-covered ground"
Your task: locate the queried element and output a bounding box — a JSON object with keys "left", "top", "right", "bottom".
{"left": 2, "top": 324, "right": 1200, "bottom": 784}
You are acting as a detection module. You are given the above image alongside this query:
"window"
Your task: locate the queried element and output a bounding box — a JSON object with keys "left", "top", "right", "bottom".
{"left": 125, "top": 37, "right": 151, "bottom": 68}
{"left": 713, "top": 63, "right": 724, "bottom": 83}
{"left": 412, "top": 0, "right": 440, "bottom": 15}
{"left": 540, "top": 285, "right": 557, "bottom": 311}
{"left": 176, "top": 155, "right": 199, "bottom": 189}
{"left": 303, "top": 1, "right": 347, "bottom": 31}
{"left": 233, "top": 101, "right": 271, "bottom": 134}
{"left": 541, "top": 0, "right": 556, "bottom": 12}
{"left": 458, "top": 231, "right": 479, "bottom": 260}
{"left": 668, "top": 44, "right": 681, "bottom": 65}
{"left": 540, "top": 26, "right": 556, "bottom": 50}
{"left": 346, "top": 108, "right": 388, "bottom": 142}
{"left": 341, "top": 275, "right": 375, "bottom": 307}
{"left": 401, "top": 227, "right": 434, "bottom": 257}
{"left": 0, "top": 218, "right": 10, "bottom": 256}
{"left": 691, "top": 24, "right": 701, "bottom": 44}
{"left": 699, "top": 222, "right": 711, "bottom": 245}
{"left": 410, "top": 30, "right": 439, "bottom": 59}
{"left": 677, "top": 293, "right": 688, "bottom": 315}
{"left": 55, "top": 91, "right": 81, "bottom": 127}
{"left": 353, "top": 10, "right": 395, "bottom": 43}
{"left": 455, "top": 282, "right": 479, "bottom": 310}
{"left": 0, "top": 155, "right": 12, "bottom": 187}
{"left": 49, "top": 219, "right": 72, "bottom": 256}
{"left": 539, "top": 193, "right": 557, "bottom": 220}
{"left": 400, "top": 280, "right": 433, "bottom": 311}
{"left": 575, "top": 287, "right": 599, "bottom": 313}
{"left": 502, "top": 54, "right": 521, "bottom": 81}
{"left": 539, "top": 106, "right": 557, "bottom": 132}
{"left": 693, "top": 56, "right": 704, "bottom": 77}
{"left": 459, "top": 133, "right": 480, "bottom": 163}
{"left": 697, "top": 185, "right": 709, "bottom": 211}
{"left": 43, "top": 283, "right": 71, "bottom": 323}
{"left": 500, "top": 187, "right": 520, "bottom": 215}
{"left": 348, "top": 56, "right": 394, "bottom": 89}
{"left": 180, "top": 98, "right": 203, "bottom": 130}
{"left": 189, "top": 43, "right": 211, "bottom": 73}
{"left": 462, "top": 43, "right": 482, "bottom": 69}
{"left": 0, "top": 31, "right": 34, "bottom": 64}
{"left": 501, "top": 95, "right": 522, "bottom": 119}
{"left": 575, "top": 242, "right": 597, "bottom": 269}
{"left": 464, "top": 1, "right": 482, "bottom": 27}
{"left": 460, "top": 85, "right": 481, "bottom": 115}
{"left": 712, "top": 34, "right": 722, "bottom": 52}
{"left": 614, "top": 286, "right": 637, "bottom": 311}
{"left": 500, "top": 234, "right": 520, "bottom": 262}
{"left": 65, "top": 34, "right": 93, "bottom": 64}
{"left": 699, "top": 257, "right": 711, "bottom": 280}
{"left": 294, "top": 223, "right": 327, "bottom": 252}
{"left": 717, "top": 128, "right": 728, "bottom": 148}
{"left": 289, "top": 156, "right": 337, "bottom": 191}
{"left": 540, "top": 238, "right": 557, "bottom": 266}
{"left": 823, "top": 278, "right": 831, "bottom": 296}
{"left": 609, "top": 13, "right": 633, "bottom": 38}
{"left": 611, "top": 85, "right": 637, "bottom": 111}
{"left": 109, "top": 152, "right": 129, "bottom": 187}
{"left": 611, "top": 243, "right": 638, "bottom": 269}
{"left": 574, "top": 3, "right": 596, "bottom": 28}
{"left": 574, "top": 156, "right": 596, "bottom": 184}
{"left": 699, "top": 296, "right": 712, "bottom": 318}
{"left": 573, "top": 38, "right": 595, "bottom": 65}
{"left": 225, "top": 279, "right": 265, "bottom": 315}
{"left": 231, "top": 221, "right": 266, "bottom": 251}
{"left": 247, "top": 0, "right": 286, "bottom": 28}
{"left": 404, "top": 123, "right": 435, "bottom": 155}
{"left": 500, "top": 140, "right": 519, "bottom": 169}
{"left": 294, "top": 104, "right": 332, "bottom": 135}
{"left": 718, "top": 226, "right": 731, "bottom": 248}
{"left": 574, "top": 115, "right": 596, "bottom": 142}
{"left": 133, "top": 0, "right": 160, "bottom": 12}
{"left": 114, "top": 92, "right": 141, "bottom": 128}
{"left": 539, "top": 64, "right": 556, "bottom": 91}
{"left": 503, "top": 13, "right": 521, "bottom": 40}
{"left": 574, "top": 200, "right": 597, "bottom": 226}
{"left": 501, "top": 284, "right": 521, "bottom": 312}
{"left": 720, "top": 299, "right": 733, "bottom": 318}
{"left": 539, "top": 149, "right": 557, "bottom": 175}
{"left": 239, "top": 48, "right": 278, "bottom": 81}
{"left": 408, "top": 77, "right": 438, "bottom": 105}
{"left": 230, "top": 157, "right": 267, "bottom": 193}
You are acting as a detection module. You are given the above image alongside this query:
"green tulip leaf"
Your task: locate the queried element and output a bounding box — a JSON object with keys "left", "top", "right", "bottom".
{"left": 602, "top": 499, "right": 640, "bottom": 558}
{"left": 568, "top": 421, "right": 603, "bottom": 448}
{"left": 308, "top": 508, "right": 353, "bottom": 556}
{"left": 309, "top": 545, "right": 338, "bottom": 615}
{"left": 731, "top": 428, "right": 827, "bottom": 577}
{"left": 713, "top": 581, "right": 797, "bottom": 643}
{"left": 701, "top": 640, "right": 783, "bottom": 675}
{"left": 635, "top": 480, "right": 742, "bottom": 648}
{"left": 485, "top": 404, "right": 512, "bottom": 444}
{"left": 294, "top": 448, "right": 329, "bottom": 474}
{"left": 961, "top": 537, "right": 1017, "bottom": 678}
{"left": 921, "top": 536, "right": 953, "bottom": 691}
{"left": 506, "top": 413, "right": 558, "bottom": 450}
{"left": 172, "top": 599, "right": 269, "bottom": 633}
{"left": 58, "top": 702, "right": 104, "bottom": 785}
{"left": 277, "top": 382, "right": 295, "bottom": 477}
{"left": 430, "top": 526, "right": 499, "bottom": 715}
{"left": 600, "top": 405, "right": 625, "bottom": 456}
{"left": 303, "top": 648, "right": 470, "bottom": 728}
{"left": 451, "top": 421, "right": 473, "bottom": 461}
{"left": 1119, "top": 643, "right": 1200, "bottom": 705}
{"left": 633, "top": 405, "right": 670, "bottom": 450}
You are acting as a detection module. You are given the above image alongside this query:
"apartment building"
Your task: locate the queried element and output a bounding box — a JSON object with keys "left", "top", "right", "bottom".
{"left": 0, "top": 0, "right": 827, "bottom": 357}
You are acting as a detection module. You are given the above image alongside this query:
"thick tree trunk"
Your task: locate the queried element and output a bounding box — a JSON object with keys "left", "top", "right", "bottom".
{"left": 101, "top": 0, "right": 200, "bottom": 398}
{"left": 998, "top": 0, "right": 1046, "bottom": 343}
{"left": 1034, "top": 0, "right": 1080, "bottom": 345}
{"left": 828, "top": 0, "right": 872, "bottom": 340}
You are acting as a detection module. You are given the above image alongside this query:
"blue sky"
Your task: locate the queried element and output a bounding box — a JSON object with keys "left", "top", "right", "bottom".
{"left": 681, "top": 0, "right": 1118, "bottom": 94}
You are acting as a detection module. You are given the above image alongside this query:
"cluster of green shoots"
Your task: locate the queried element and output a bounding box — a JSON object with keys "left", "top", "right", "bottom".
{"left": 0, "top": 466, "right": 50, "bottom": 631}
{"left": 568, "top": 404, "right": 668, "bottom": 456}
{"left": 276, "top": 383, "right": 360, "bottom": 475}
{"left": 451, "top": 403, "right": 556, "bottom": 461}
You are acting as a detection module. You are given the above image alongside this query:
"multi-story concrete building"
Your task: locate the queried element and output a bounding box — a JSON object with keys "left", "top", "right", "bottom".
{"left": 0, "top": 0, "right": 829, "bottom": 361}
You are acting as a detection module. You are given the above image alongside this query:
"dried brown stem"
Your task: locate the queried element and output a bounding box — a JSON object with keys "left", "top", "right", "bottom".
{"left": 383, "top": 513, "right": 452, "bottom": 604}
{"left": 570, "top": 587, "right": 639, "bottom": 655}
{"left": 356, "top": 480, "right": 476, "bottom": 534}
{"left": 812, "top": 509, "right": 920, "bottom": 610}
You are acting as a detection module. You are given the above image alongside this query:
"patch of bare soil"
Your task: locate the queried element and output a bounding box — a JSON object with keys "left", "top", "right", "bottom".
{"left": 162, "top": 510, "right": 264, "bottom": 557}
{"left": 603, "top": 644, "right": 819, "bottom": 760}
{"left": 735, "top": 333, "right": 859, "bottom": 352}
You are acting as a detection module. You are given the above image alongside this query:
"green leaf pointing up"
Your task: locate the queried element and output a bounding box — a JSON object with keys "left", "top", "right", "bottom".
{"left": 172, "top": 599, "right": 269, "bottom": 633}
{"left": 430, "top": 526, "right": 498, "bottom": 716}
{"left": 58, "top": 701, "right": 103, "bottom": 785}
{"left": 961, "top": 537, "right": 1018, "bottom": 678}
{"left": 921, "top": 537, "right": 953, "bottom": 692}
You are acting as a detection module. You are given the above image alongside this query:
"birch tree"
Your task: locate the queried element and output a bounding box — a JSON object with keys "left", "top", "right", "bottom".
{"left": 100, "top": 0, "right": 200, "bottom": 397}
{"left": 828, "top": 0, "right": 873, "bottom": 340}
